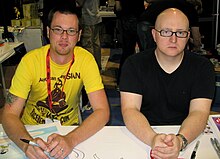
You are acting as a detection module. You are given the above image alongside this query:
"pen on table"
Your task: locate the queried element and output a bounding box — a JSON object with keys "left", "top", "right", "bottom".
{"left": 190, "top": 140, "right": 200, "bottom": 159}
{"left": 20, "top": 138, "right": 39, "bottom": 147}
{"left": 214, "top": 138, "right": 220, "bottom": 151}
{"left": 210, "top": 138, "right": 220, "bottom": 158}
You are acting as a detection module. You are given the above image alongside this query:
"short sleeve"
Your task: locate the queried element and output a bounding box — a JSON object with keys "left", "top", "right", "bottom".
{"left": 191, "top": 58, "right": 215, "bottom": 99}
{"left": 119, "top": 57, "right": 143, "bottom": 95}
{"left": 9, "top": 55, "right": 33, "bottom": 99}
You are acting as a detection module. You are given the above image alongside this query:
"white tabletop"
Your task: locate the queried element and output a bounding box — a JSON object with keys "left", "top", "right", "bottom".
{"left": 0, "top": 42, "right": 24, "bottom": 64}
{"left": 0, "top": 122, "right": 218, "bottom": 159}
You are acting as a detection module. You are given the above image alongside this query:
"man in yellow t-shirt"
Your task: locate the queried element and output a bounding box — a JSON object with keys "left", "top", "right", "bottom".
{"left": 2, "top": 3, "right": 109, "bottom": 159}
{"left": 11, "top": 45, "right": 103, "bottom": 126}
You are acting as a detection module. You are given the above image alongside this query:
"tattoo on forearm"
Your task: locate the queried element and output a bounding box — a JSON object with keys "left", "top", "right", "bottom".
{"left": 6, "top": 93, "right": 18, "bottom": 104}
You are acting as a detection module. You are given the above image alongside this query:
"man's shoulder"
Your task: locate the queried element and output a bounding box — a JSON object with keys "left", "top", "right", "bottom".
{"left": 22, "top": 45, "right": 49, "bottom": 61}
{"left": 184, "top": 50, "right": 213, "bottom": 71}
{"left": 128, "top": 49, "right": 154, "bottom": 62}
{"left": 26, "top": 45, "right": 49, "bottom": 55}
{"left": 185, "top": 50, "right": 210, "bottom": 62}
{"left": 74, "top": 46, "right": 94, "bottom": 58}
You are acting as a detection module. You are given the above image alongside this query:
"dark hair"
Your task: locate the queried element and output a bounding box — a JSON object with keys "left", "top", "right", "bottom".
{"left": 47, "top": 2, "right": 82, "bottom": 30}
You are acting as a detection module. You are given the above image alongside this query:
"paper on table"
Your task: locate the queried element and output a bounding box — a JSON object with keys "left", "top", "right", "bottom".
{"left": 0, "top": 123, "right": 218, "bottom": 159}
{"left": 0, "top": 122, "right": 60, "bottom": 159}
{"left": 60, "top": 125, "right": 219, "bottom": 159}
{"left": 68, "top": 126, "right": 149, "bottom": 159}
{"left": 62, "top": 126, "right": 182, "bottom": 159}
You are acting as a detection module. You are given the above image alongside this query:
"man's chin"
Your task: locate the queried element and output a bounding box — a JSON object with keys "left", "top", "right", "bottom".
{"left": 57, "top": 48, "right": 70, "bottom": 55}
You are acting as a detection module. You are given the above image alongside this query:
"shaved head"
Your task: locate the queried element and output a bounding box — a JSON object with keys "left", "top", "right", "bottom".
{"left": 155, "top": 8, "right": 189, "bottom": 30}
{"left": 152, "top": 8, "right": 190, "bottom": 60}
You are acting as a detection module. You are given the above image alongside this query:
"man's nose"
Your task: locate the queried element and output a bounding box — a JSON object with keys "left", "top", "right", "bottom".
{"left": 169, "top": 33, "right": 177, "bottom": 43}
{"left": 61, "top": 30, "right": 68, "bottom": 38}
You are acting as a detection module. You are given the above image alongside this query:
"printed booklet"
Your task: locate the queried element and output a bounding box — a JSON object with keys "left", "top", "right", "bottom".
{"left": 208, "top": 114, "right": 220, "bottom": 140}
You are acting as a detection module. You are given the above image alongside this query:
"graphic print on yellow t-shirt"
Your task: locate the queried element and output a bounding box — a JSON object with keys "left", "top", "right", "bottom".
{"left": 29, "top": 70, "right": 81, "bottom": 125}
{"left": 36, "top": 78, "right": 69, "bottom": 121}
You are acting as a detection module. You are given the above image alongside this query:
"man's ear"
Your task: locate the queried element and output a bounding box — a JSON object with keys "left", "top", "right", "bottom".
{"left": 47, "top": 26, "right": 50, "bottom": 39}
{"left": 152, "top": 29, "right": 156, "bottom": 42}
{"left": 77, "top": 30, "right": 82, "bottom": 42}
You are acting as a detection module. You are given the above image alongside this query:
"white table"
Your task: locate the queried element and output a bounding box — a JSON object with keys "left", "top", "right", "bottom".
{"left": 0, "top": 122, "right": 218, "bottom": 159}
{"left": 0, "top": 42, "right": 23, "bottom": 98}
{"left": 0, "top": 27, "right": 43, "bottom": 52}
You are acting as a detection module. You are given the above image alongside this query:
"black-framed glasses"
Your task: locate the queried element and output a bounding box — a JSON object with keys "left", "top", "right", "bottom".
{"left": 154, "top": 29, "right": 189, "bottom": 38}
{"left": 50, "top": 27, "right": 79, "bottom": 36}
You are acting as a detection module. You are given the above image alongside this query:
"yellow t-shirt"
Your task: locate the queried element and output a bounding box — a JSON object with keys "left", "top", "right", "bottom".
{"left": 9, "top": 45, "right": 104, "bottom": 125}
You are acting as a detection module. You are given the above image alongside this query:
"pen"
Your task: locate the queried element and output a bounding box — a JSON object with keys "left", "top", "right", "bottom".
{"left": 214, "top": 138, "right": 220, "bottom": 151}
{"left": 20, "top": 138, "right": 51, "bottom": 157}
{"left": 190, "top": 140, "right": 200, "bottom": 159}
{"left": 20, "top": 138, "right": 39, "bottom": 147}
{"left": 211, "top": 138, "right": 220, "bottom": 158}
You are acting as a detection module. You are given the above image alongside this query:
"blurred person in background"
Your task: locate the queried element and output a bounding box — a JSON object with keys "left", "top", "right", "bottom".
{"left": 115, "top": 0, "right": 145, "bottom": 86}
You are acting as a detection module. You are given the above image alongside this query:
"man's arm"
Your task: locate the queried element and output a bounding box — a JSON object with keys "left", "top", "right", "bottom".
{"left": 45, "top": 89, "right": 110, "bottom": 158}
{"left": 152, "top": 98, "right": 212, "bottom": 158}
{"left": 177, "top": 98, "right": 211, "bottom": 145}
{"left": 2, "top": 93, "right": 49, "bottom": 158}
{"left": 62, "top": 89, "right": 110, "bottom": 147}
{"left": 120, "top": 91, "right": 158, "bottom": 147}
{"left": 2, "top": 93, "right": 31, "bottom": 150}
{"left": 143, "top": 98, "right": 211, "bottom": 159}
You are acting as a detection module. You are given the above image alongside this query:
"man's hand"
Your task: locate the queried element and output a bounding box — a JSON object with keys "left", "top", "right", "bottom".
{"left": 47, "top": 133, "right": 74, "bottom": 159}
{"left": 151, "top": 134, "right": 181, "bottom": 159}
{"left": 24, "top": 137, "right": 49, "bottom": 159}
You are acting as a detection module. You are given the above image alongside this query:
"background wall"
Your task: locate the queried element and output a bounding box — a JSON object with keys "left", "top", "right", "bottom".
{"left": 0, "top": 0, "right": 219, "bottom": 50}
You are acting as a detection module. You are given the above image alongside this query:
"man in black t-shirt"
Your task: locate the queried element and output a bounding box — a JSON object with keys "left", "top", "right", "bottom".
{"left": 120, "top": 8, "right": 215, "bottom": 159}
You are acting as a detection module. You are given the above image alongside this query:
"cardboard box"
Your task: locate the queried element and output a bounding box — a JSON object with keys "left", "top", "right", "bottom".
{"left": 31, "top": 18, "right": 41, "bottom": 26}
{"left": 23, "top": 3, "right": 38, "bottom": 19}
{"left": 11, "top": 19, "right": 21, "bottom": 27}
{"left": 21, "top": 19, "right": 32, "bottom": 27}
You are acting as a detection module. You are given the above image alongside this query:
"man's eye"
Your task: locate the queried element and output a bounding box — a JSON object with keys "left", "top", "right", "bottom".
{"left": 177, "top": 31, "right": 186, "bottom": 36}
{"left": 162, "top": 30, "right": 171, "bottom": 35}
{"left": 54, "top": 28, "right": 62, "bottom": 32}
{"left": 68, "top": 30, "right": 75, "bottom": 33}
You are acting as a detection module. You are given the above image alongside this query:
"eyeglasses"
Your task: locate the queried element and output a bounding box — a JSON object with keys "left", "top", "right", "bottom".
{"left": 50, "top": 27, "right": 79, "bottom": 36}
{"left": 154, "top": 29, "right": 189, "bottom": 38}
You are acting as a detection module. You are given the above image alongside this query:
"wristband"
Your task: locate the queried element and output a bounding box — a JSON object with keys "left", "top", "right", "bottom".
{"left": 176, "top": 133, "right": 188, "bottom": 151}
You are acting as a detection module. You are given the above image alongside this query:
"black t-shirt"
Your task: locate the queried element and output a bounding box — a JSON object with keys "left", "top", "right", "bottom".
{"left": 120, "top": 49, "right": 215, "bottom": 125}
{"left": 139, "top": 0, "right": 199, "bottom": 27}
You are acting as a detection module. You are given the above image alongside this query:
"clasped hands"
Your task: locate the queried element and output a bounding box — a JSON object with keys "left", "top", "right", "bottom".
{"left": 150, "top": 133, "right": 182, "bottom": 159}
{"left": 24, "top": 133, "right": 73, "bottom": 159}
